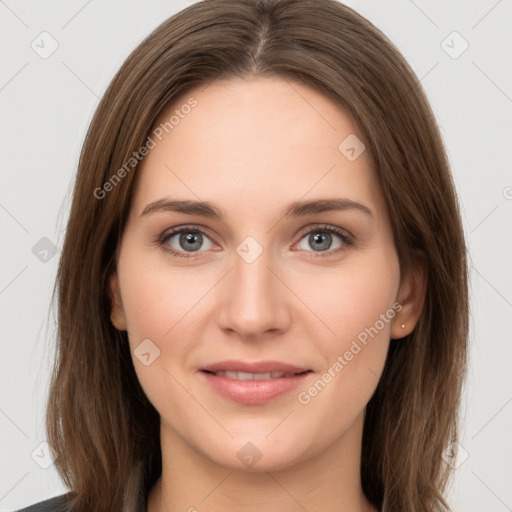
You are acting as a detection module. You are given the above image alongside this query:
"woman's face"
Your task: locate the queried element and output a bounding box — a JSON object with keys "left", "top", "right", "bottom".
{"left": 110, "top": 76, "right": 419, "bottom": 471}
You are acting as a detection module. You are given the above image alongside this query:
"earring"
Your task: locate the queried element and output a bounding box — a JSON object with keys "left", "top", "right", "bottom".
{"left": 401, "top": 323, "right": 406, "bottom": 329}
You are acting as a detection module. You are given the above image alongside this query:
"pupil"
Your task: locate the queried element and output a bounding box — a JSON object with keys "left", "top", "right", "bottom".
{"left": 311, "top": 232, "right": 331, "bottom": 251}
{"left": 181, "top": 232, "right": 202, "bottom": 252}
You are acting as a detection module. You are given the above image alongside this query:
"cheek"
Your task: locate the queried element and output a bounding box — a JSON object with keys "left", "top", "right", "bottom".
{"left": 117, "top": 246, "right": 222, "bottom": 404}
{"left": 293, "top": 254, "right": 399, "bottom": 409}
{"left": 296, "top": 256, "right": 399, "bottom": 351}
{"left": 118, "top": 244, "right": 205, "bottom": 343}
{"left": 118, "top": 263, "right": 199, "bottom": 417}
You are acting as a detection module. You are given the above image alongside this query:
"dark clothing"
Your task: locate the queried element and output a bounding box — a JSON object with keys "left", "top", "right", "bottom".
{"left": 13, "top": 493, "right": 72, "bottom": 512}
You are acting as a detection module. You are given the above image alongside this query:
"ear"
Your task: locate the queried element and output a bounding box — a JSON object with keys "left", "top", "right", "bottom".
{"left": 391, "top": 250, "right": 428, "bottom": 340}
{"left": 107, "top": 270, "right": 127, "bottom": 331}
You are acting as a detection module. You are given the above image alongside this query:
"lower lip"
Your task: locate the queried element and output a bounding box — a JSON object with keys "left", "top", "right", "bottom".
{"left": 200, "top": 370, "right": 312, "bottom": 405}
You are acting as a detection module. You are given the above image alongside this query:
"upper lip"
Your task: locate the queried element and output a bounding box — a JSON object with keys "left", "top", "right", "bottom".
{"left": 201, "top": 360, "right": 310, "bottom": 374}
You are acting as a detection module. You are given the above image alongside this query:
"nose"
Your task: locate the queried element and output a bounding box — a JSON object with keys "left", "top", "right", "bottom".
{"left": 216, "top": 247, "right": 291, "bottom": 341}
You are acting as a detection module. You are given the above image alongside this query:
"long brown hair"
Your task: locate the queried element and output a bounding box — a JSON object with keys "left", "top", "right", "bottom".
{"left": 46, "top": 1, "right": 469, "bottom": 510}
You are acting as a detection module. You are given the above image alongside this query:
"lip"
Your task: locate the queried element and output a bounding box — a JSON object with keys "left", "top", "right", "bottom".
{"left": 199, "top": 360, "right": 312, "bottom": 405}
{"left": 201, "top": 360, "right": 310, "bottom": 374}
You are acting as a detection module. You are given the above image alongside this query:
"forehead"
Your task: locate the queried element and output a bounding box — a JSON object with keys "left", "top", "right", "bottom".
{"left": 132, "top": 76, "right": 385, "bottom": 222}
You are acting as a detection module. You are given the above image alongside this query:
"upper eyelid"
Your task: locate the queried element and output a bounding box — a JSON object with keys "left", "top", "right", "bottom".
{"left": 161, "top": 224, "right": 218, "bottom": 244}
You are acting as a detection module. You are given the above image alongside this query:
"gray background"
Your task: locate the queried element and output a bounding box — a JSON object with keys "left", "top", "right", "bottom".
{"left": 1, "top": 0, "right": 511, "bottom": 510}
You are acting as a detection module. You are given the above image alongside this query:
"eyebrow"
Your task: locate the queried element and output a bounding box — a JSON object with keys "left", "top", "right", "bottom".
{"left": 141, "top": 198, "right": 374, "bottom": 221}
{"left": 140, "top": 197, "right": 373, "bottom": 220}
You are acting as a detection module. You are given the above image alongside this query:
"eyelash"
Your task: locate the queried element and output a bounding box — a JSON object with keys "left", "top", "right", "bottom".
{"left": 157, "top": 223, "right": 354, "bottom": 260}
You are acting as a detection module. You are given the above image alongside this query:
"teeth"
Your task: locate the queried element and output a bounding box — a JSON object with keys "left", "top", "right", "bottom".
{"left": 213, "top": 371, "right": 294, "bottom": 380}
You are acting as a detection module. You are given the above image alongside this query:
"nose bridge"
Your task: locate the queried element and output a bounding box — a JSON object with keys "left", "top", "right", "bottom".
{"left": 234, "top": 246, "right": 273, "bottom": 297}
{"left": 218, "top": 239, "right": 288, "bottom": 338}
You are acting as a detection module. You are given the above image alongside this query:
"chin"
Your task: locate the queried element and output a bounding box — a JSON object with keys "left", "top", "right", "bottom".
{"left": 205, "top": 439, "right": 308, "bottom": 473}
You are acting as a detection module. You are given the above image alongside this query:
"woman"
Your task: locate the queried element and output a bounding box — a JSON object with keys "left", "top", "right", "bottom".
{"left": 17, "top": 0, "right": 469, "bottom": 510}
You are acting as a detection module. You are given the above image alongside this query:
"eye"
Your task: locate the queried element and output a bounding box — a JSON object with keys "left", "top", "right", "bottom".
{"left": 159, "top": 226, "right": 215, "bottom": 259}
{"left": 158, "top": 223, "right": 353, "bottom": 259}
{"left": 295, "top": 224, "right": 353, "bottom": 257}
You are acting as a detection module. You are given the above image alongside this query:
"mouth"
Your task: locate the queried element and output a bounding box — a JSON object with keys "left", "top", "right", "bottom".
{"left": 201, "top": 369, "right": 310, "bottom": 380}
{"left": 199, "top": 360, "right": 313, "bottom": 404}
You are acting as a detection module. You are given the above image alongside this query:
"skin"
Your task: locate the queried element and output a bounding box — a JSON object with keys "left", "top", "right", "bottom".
{"left": 108, "top": 76, "right": 427, "bottom": 512}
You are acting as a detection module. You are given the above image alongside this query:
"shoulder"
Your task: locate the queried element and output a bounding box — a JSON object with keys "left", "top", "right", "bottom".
{"left": 12, "top": 493, "right": 72, "bottom": 512}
